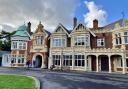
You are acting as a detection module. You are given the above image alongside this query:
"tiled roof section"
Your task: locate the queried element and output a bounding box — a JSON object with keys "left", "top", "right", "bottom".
{"left": 45, "top": 30, "right": 51, "bottom": 36}
{"left": 103, "top": 19, "right": 128, "bottom": 30}
{"left": 13, "top": 24, "right": 29, "bottom": 37}
{"left": 67, "top": 30, "right": 72, "bottom": 34}
{"left": 59, "top": 23, "right": 69, "bottom": 34}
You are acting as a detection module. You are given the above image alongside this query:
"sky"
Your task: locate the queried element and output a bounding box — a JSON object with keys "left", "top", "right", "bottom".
{"left": 0, "top": 0, "right": 128, "bottom": 32}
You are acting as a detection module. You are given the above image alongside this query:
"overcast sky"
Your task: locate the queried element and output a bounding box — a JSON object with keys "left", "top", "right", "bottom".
{"left": 0, "top": 0, "right": 127, "bottom": 32}
{"left": 0, "top": 0, "right": 79, "bottom": 32}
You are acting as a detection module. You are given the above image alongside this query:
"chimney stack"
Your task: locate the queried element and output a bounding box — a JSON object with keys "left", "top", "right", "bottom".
{"left": 93, "top": 19, "right": 98, "bottom": 29}
{"left": 27, "top": 22, "right": 31, "bottom": 34}
{"left": 73, "top": 17, "right": 77, "bottom": 29}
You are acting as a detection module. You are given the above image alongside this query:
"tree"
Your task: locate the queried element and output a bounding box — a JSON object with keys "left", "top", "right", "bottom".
{"left": 0, "top": 31, "right": 16, "bottom": 51}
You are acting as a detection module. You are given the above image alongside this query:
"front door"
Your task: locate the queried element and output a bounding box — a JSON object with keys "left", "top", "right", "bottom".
{"left": 91, "top": 56, "right": 96, "bottom": 71}
{"left": 35, "top": 55, "right": 42, "bottom": 68}
{"left": 101, "top": 56, "right": 109, "bottom": 71}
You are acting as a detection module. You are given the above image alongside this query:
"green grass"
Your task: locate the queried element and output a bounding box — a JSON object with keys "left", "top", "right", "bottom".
{"left": 0, "top": 75, "right": 36, "bottom": 89}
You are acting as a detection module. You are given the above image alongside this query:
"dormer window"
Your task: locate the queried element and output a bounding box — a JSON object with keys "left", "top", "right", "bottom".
{"left": 36, "top": 36, "right": 43, "bottom": 45}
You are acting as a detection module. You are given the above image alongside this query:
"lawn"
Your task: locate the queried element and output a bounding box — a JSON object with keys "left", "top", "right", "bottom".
{"left": 0, "top": 74, "right": 36, "bottom": 89}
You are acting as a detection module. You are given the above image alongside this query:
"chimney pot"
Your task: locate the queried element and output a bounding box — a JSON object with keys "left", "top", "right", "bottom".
{"left": 93, "top": 19, "right": 98, "bottom": 29}
{"left": 73, "top": 17, "right": 77, "bottom": 29}
{"left": 27, "top": 22, "right": 31, "bottom": 34}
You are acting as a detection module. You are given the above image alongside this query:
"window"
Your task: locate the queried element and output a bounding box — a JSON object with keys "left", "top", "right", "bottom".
{"left": 36, "top": 36, "right": 43, "bottom": 45}
{"left": 19, "top": 43, "right": 22, "bottom": 49}
{"left": 115, "top": 33, "right": 122, "bottom": 45}
{"left": 53, "top": 55, "right": 61, "bottom": 66}
{"left": 11, "top": 55, "right": 16, "bottom": 63}
{"left": 18, "top": 42, "right": 26, "bottom": 50}
{"left": 74, "top": 55, "right": 84, "bottom": 67}
{"left": 124, "top": 32, "right": 128, "bottom": 44}
{"left": 23, "top": 43, "right": 26, "bottom": 49}
{"left": 63, "top": 55, "right": 72, "bottom": 66}
{"left": 11, "top": 55, "right": 25, "bottom": 64}
{"left": 12, "top": 42, "right": 17, "bottom": 49}
{"left": 97, "top": 38, "right": 105, "bottom": 47}
{"left": 52, "top": 38, "right": 65, "bottom": 47}
{"left": 74, "top": 36, "right": 89, "bottom": 46}
{"left": 12, "top": 41, "right": 27, "bottom": 50}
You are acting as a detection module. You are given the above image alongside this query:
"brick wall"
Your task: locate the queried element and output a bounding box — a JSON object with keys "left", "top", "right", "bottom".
{"left": 90, "top": 32, "right": 112, "bottom": 48}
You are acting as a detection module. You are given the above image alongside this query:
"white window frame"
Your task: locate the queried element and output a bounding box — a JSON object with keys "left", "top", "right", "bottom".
{"left": 74, "top": 54, "right": 85, "bottom": 67}
{"left": 36, "top": 36, "right": 43, "bottom": 45}
{"left": 97, "top": 38, "right": 105, "bottom": 47}
{"left": 115, "top": 33, "right": 122, "bottom": 45}
{"left": 52, "top": 38, "right": 66, "bottom": 47}
{"left": 124, "top": 32, "right": 128, "bottom": 44}
{"left": 74, "top": 35, "right": 89, "bottom": 47}
{"left": 53, "top": 55, "right": 61, "bottom": 66}
{"left": 63, "top": 55, "right": 72, "bottom": 66}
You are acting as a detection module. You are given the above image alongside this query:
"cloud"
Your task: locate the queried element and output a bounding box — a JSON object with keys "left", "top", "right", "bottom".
{"left": 84, "top": 1, "right": 107, "bottom": 28}
{"left": 0, "top": 0, "right": 78, "bottom": 32}
{"left": 0, "top": 24, "right": 16, "bottom": 32}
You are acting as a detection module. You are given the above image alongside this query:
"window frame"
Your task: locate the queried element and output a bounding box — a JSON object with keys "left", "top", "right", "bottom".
{"left": 97, "top": 38, "right": 105, "bottom": 47}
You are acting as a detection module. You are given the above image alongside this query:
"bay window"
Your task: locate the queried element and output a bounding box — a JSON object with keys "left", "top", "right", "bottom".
{"left": 12, "top": 42, "right": 17, "bottom": 49}
{"left": 74, "top": 55, "right": 85, "bottom": 67}
{"left": 36, "top": 36, "right": 43, "bottom": 45}
{"left": 63, "top": 55, "right": 72, "bottom": 66}
{"left": 11, "top": 41, "right": 27, "bottom": 50}
{"left": 74, "top": 35, "right": 89, "bottom": 46}
{"left": 52, "top": 38, "right": 65, "bottom": 47}
{"left": 53, "top": 55, "right": 60, "bottom": 66}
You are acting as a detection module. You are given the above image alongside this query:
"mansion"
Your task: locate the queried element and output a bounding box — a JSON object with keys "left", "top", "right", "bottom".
{"left": 2, "top": 18, "right": 128, "bottom": 74}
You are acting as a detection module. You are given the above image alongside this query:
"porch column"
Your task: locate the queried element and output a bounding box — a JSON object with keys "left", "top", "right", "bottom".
{"left": 84, "top": 55, "right": 87, "bottom": 71}
{"left": 108, "top": 55, "right": 112, "bottom": 73}
{"left": 96, "top": 56, "right": 99, "bottom": 72}
{"left": 72, "top": 53, "right": 74, "bottom": 70}
{"left": 60, "top": 55, "right": 62, "bottom": 69}
{"left": 72, "top": 46, "right": 75, "bottom": 70}
{"left": 122, "top": 55, "right": 126, "bottom": 74}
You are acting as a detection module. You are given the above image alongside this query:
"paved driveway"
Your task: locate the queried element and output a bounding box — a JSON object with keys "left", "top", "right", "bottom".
{"left": 0, "top": 67, "right": 128, "bottom": 89}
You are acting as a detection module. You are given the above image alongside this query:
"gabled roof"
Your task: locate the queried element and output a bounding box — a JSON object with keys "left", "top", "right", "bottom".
{"left": 34, "top": 22, "right": 50, "bottom": 36}
{"left": 53, "top": 23, "right": 69, "bottom": 35}
{"left": 70, "top": 23, "right": 96, "bottom": 37}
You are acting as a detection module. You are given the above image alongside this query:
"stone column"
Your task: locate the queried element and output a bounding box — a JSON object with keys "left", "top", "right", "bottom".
{"left": 72, "top": 47, "right": 74, "bottom": 70}
{"left": 60, "top": 54, "right": 62, "bottom": 69}
{"left": 122, "top": 55, "right": 126, "bottom": 74}
{"left": 108, "top": 55, "right": 112, "bottom": 73}
{"left": 96, "top": 56, "right": 99, "bottom": 72}
{"left": 84, "top": 55, "right": 87, "bottom": 71}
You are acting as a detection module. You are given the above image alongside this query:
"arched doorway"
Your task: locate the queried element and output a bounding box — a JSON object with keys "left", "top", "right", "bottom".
{"left": 86, "top": 55, "right": 97, "bottom": 71}
{"left": 35, "top": 55, "right": 42, "bottom": 68}
{"left": 99, "top": 55, "right": 109, "bottom": 71}
{"left": 111, "top": 55, "right": 122, "bottom": 72}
